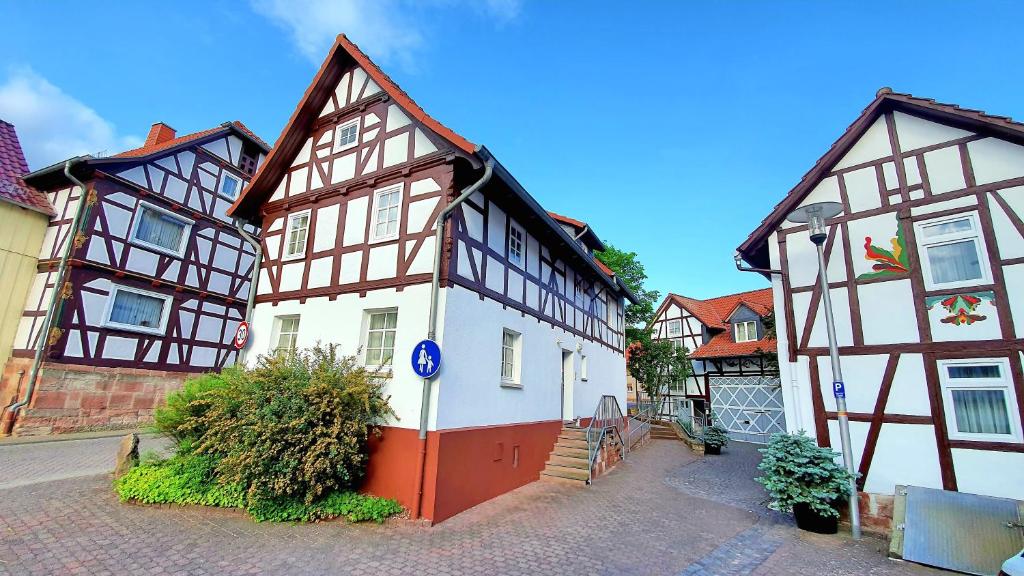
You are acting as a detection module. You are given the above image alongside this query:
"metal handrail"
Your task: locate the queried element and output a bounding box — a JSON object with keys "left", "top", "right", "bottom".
{"left": 584, "top": 395, "right": 626, "bottom": 484}
{"left": 626, "top": 403, "right": 654, "bottom": 452}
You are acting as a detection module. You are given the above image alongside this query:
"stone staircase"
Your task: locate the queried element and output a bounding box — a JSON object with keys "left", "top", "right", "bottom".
{"left": 650, "top": 423, "right": 681, "bottom": 440}
{"left": 540, "top": 425, "right": 591, "bottom": 485}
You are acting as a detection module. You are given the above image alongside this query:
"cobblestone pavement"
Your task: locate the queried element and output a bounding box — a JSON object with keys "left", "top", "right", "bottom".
{"left": 0, "top": 434, "right": 172, "bottom": 490}
{"left": 0, "top": 438, "right": 943, "bottom": 575}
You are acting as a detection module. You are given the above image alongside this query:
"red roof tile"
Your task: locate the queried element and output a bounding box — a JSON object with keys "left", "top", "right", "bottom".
{"left": 114, "top": 121, "right": 269, "bottom": 159}
{"left": 666, "top": 288, "right": 774, "bottom": 330}
{"left": 548, "top": 211, "right": 586, "bottom": 229}
{"left": 690, "top": 333, "right": 776, "bottom": 359}
{"left": 0, "top": 120, "right": 53, "bottom": 216}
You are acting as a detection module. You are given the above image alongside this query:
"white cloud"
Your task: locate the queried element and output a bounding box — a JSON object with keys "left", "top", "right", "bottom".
{"left": 0, "top": 67, "right": 142, "bottom": 170}
{"left": 251, "top": 0, "right": 521, "bottom": 68}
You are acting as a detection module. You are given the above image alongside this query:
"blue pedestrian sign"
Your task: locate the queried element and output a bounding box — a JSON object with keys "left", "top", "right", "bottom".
{"left": 412, "top": 339, "right": 441, "bottom": 378}
{"left": 832, "top": 380, "right": 846, "bottom": 399}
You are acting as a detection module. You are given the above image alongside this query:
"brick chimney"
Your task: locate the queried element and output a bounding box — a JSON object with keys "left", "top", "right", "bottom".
{"left": 144, "top": 122, "right": 177, "bottom": 148}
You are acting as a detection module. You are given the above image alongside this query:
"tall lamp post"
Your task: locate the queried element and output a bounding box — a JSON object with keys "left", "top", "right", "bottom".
{"left": 786, "top": 201, "right": 861, "bottom": 540}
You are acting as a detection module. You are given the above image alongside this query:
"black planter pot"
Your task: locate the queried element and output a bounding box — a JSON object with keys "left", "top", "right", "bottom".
{"left": 704, "top": 444, "right": 722, "bottom": 455}
{"left": 792, "top": 503, "right": 838, "bottom": 534}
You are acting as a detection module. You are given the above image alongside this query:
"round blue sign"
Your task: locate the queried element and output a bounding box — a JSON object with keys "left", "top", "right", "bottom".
{"left": 411, "top": 339, "right": 441, "bottom": 378}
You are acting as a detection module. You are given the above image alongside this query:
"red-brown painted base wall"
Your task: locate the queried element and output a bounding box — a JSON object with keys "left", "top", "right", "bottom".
{"left": 360, "top": 420, "right": 563, "bottom": 524}
{"left": 0, "top": 359, "right": 186, "bottom": 436}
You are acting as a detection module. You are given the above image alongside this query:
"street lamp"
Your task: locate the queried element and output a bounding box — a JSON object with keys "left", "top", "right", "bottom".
{"left": 786, "top": 201, "right": 861, "bottom": 540}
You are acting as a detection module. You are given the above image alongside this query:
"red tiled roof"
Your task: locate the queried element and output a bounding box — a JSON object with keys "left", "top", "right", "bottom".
{"left": 114, "top": 121, "right": 269, "bottom": 159}
{"left": 229, "top": 34, "right": 476, "bottom": 219}
{"left": 691, "top": 333, "right": 776, "bottom": 359}
{"left": 738, "top": 88, "right": 1024, "bottom": 267}
{"left": 0, "top": 120, "right": 53, "bottom": 216}
{"left": 667, "top": 288, "right": 774, "bottom": 330}
{"left": 548, "top": 211, "right": 585, "bottom": 229}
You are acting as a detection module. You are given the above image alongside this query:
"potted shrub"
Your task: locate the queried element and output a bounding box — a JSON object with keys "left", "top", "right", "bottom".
{"left": 756, "top": 432, "right": 854, "bottom": 534}
{"left": 702, "top": 425, "right": 729, "bottom": 455}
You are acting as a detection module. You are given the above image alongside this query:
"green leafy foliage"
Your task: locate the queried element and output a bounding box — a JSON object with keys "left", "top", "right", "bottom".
{"left": 702, "top": 425, "right": 730, "bottom": 449}
{"left": 627, "top": 331, "right": 692, "bottom": 410}
{"left": 153, "top": 368, "right": 237, "bottom": 443}
{"left": 756, "top": 431, "right": 855, "bottom": 519}
{"left": 595, "top": 243, "right": 659, "bottom": 344}
{"left": 115, "top": 453, "right": 400, "bottom": 523}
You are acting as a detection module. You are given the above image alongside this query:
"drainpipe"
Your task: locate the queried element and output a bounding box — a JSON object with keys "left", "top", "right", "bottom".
{"left": 232, "top": 218, "right": 262, "bottom": 366}
{"left": 572, "top": 224, "right": 589, "bottom": 242}
{"left": 411, "top": 158, "right": 494, "bottom": 520}
{"left": 2, "top": 160, "right": 89, "bottom": 435}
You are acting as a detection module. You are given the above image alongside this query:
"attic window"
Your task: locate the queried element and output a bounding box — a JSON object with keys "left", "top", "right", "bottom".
{"left": 734, "top": 321, "right": 757, "bottom": 343}
{"left": 335, "top": 118, "right": 360, "bottom": 152}
{"left": 239, "top": 153, "right": 258, "bottom": 176}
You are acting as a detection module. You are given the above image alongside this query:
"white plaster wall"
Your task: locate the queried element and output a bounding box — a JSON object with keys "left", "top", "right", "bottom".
{"left": 865, "top": 423, "right": 943, "bottom": 493}
{"left": 952, "top": 449, "right": 1024, "bottom": 500}
{"left": 436, "top": 284, "right": 626, "bottom": 429}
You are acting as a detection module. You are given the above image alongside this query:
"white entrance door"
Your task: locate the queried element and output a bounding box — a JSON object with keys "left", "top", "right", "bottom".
{"left": 561, "top": 349, "right": 574, "bottom": 421}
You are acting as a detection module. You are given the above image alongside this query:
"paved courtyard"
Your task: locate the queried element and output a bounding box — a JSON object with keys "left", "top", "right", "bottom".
{"left": 0, "top": 436, "right": 943, "bottom": 576}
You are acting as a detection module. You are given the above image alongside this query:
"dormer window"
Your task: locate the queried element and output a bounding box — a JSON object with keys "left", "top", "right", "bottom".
{"left": 734, "top": 321, "right": 758, "bottom": 343}
{"left": 334, "top": 118, "right": 360, "bottom": 152}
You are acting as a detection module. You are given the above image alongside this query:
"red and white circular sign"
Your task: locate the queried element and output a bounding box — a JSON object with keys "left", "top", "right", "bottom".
{"left": 234, "top": 321, "right": 250, "bottom": 350}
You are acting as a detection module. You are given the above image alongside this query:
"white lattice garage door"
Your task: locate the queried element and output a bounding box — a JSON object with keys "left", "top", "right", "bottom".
{"left": 709, "top": 375, "right": 786, "bottom": 444}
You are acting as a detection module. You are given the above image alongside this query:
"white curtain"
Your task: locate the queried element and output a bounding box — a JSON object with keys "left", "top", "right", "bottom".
{"left": 927, "top": 240, "right": 981, "bottom": 284}
{"left": 110, "top": 290, "right": 165, "bottom": 329}
{"left": 952, "top": 389, "right": 1011, "bottom": 435}
{"left": 137, "top": 208, "right": 186, "bottom": 251}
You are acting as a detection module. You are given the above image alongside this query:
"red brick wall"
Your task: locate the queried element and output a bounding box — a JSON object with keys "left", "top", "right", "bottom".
{"left": 840, "top": 491, "right": 895, "bottom": 536}
{"left": 4, "top": 360, "right": 187, "bottom": 436}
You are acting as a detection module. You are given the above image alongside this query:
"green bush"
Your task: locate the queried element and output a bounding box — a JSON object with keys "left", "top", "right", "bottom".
{"left": 756, "top": 431, "right": 855, "bottom": 519}
{"left": 702, "top": 425, "right": 729, "bottom": 449}
{"left": 153, "top": 369, "right": 237, "bottom": 443}
{"left": 116, "top": 454, "right": 401, "bottom": 523}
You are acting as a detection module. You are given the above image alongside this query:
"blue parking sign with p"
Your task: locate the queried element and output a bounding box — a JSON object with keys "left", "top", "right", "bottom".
{"left": 832, "top": 380, "right": 845, "bottom": 399}
{"left": 412, "top": 339, "right": 441, "bottom": 378}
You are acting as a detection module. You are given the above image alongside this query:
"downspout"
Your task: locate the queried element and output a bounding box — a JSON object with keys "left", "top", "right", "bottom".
{"left": 411, "top": 158, "right": 494, "bottom": 520}
{"left": 232, "top": 218, "right": 262, "bottom": 366}
{"left": 572, "top": 224, "right": 589, "bottom": 242}
{"left": 2, "top": 160, "right": 89, "bottom": 435}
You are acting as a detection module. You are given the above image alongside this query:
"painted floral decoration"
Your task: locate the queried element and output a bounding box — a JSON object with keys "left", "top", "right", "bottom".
{"left": 857, "top": 224, "right": 910, "bottom": 280}
{"left": 925, "top": 291, "right": 995, "bottom": 326}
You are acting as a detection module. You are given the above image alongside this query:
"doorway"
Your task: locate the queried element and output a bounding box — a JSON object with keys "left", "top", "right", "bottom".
{"left": 561, "top": 349, "right": 574, "bottom": 421}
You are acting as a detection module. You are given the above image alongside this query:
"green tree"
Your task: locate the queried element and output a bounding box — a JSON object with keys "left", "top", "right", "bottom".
{"left": 596, "top": 243, "right": 660, "bottom": 344}
{"left": 627, "top": 331, "right": 692, "bottom": 417}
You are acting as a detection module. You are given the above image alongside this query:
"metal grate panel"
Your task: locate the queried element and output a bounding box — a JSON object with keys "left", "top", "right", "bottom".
{"left": 709, "top": 376, "right": 786, "bottom": 444}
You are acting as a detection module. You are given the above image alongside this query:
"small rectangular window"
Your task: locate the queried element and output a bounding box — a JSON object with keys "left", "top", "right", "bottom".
{"left": 939, "top": 359, "right": 1021, "bottom": 442}
{"left": 667, "top": 319, "right": 682, "bottom": 337}
{"left": 103, "top": 285, "right": 172, "bottom": 335}
{"left": 274, "top": 315, "right": 300, "bottom": 355}
{"left": 508, "top": 224, "right": 524, "bottom": 266}
{"left": 283, "top": 210, "right": 311, "bottom": 260}
{"left": 580, "top": 354, "right": 588, "bottom": 381}
{"left": 371, "top": 185, "right": 402, "bottom": 242}
{"left": 734, "top": 321, "right": 757, "bottom": 343}
{"left": 334, "top": 118, "right": 360, "bottom": 152}
{"left": 501, "top": 328, "right": 521, "bottom": 386}
{"left": 130, "top": 201, "right": 193, "bottom": 257}
{"left": 219, "top": 172, "right": 243, "bottom": 200}
{"left": 915, "top": 214, "right": 990, "bottom": 290}
{"left": 365, "top": 310, "right": 398, "bottom": 366}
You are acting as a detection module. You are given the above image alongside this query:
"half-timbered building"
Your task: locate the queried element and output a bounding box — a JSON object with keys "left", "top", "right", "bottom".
{"left": 228, "top": 34, "right": 636, "bottom": 523}
{"left": 738, "top": 89, "right": 1024, "bottom": 528}
{"left": 0, "top": 121, "right": 269, "bottom": 435}
{"left": 647, "top": 289, "right": 781, "bottom": 443}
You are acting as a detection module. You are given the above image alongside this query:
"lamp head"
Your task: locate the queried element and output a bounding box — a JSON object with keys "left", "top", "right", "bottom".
{"left": 786, "top": 202, "right": 843, "bottom": 246}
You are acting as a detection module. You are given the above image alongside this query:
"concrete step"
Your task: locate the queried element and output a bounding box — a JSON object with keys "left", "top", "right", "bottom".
{"left": 542, "top": 464, "right": 589, "bottom": 482}
{"left": 559, "top": 429, "right": 587, "bottom": 440}
{"left": 547, "top": 454, "right": 589, "bottom": 469}
{"left": 540, "top": 472, "right": 588, "bottom": 486}
{"left": 555, "top": 438, "right": 588, "bottom": 450}
{"left": 552, "top": 445, "right": 589, "bottom": 459}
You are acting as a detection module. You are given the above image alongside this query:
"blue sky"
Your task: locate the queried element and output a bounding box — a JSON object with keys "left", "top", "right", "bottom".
{"left": 2, "top": 1, "right": 1022, "bottom": 301}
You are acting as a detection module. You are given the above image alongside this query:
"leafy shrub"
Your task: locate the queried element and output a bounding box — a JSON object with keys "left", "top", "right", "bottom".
{"left": 756, "top": 431, "right": 855, "bottom": 519}
{"left": 153, "top": 369, "right": 237, "bottom": 443}
{"left": 188, "top": 345, "right": 394, "bottom": 504}
{"left": 116, "top": 455, "right": 400, "bottom": 523}
{"left": 703, "top": 425, "right": 729, "bottom": 449}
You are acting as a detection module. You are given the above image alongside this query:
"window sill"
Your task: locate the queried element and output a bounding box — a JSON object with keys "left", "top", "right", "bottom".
{"left": 281, "top": 252, "right": 306, "bottom": 262}
{"left": 500, "top": 381, "right": 523, "bottom": 389}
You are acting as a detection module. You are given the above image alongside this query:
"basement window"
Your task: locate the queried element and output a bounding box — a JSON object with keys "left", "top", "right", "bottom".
{"left": 939, "top": 358, "right": 1021, "bottom": 443}
{"left": 102, "top": 285, "right": 172, "bottom": 336}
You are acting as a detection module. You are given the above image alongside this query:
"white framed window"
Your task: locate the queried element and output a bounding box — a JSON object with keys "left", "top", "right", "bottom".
{"left": 282, "top": 209, "right": 311, "bottom": 261}
{"left": 734, "top": 321, "right": 757, "bottom": 343}
{"left": 915, "top": 213, "right": 991, "bottom": 290}
{"left": 939, "top": 358, "right": 1021, "bottom": 443}
{"left": 334, "top": 118, "right": 360, "bottom": 152}
{"left": 370, "top": 184, "right": 402, "bottom": 243}
{"left": 364, "top": 310, "right": 398, "bottom": 367}
{"left": 129, "top": 201, "right": 193, "bottom": 257}
{"left": 667, "top": 319, "right": 682, "bottom": 337}
{"left": 272, "top": 315, "right": 300, "bottom": 355}
{"left": 101, "top": 284, "right": 173, "bottom": 335}
{"left": 500, "top": 328, "right": 521, "bottom": 387}
{"left": 219, "top": 172, "right": 243, "bottom": 200}
{"left": 508, "top": 224, "right": 524, "bottom": 267}
{"left": 580, "top": 354, "right": 588, "bottom": 381}
{"left": 672, "top": 339, "right": 684, "bottom": 350}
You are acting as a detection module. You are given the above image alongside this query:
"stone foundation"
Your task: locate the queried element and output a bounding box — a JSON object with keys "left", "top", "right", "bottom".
{"left": 1, "top": 360, "right": 187, "bottom": 436}
{"left": 840, "top": 491, "right": 895, "bottom": 536}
